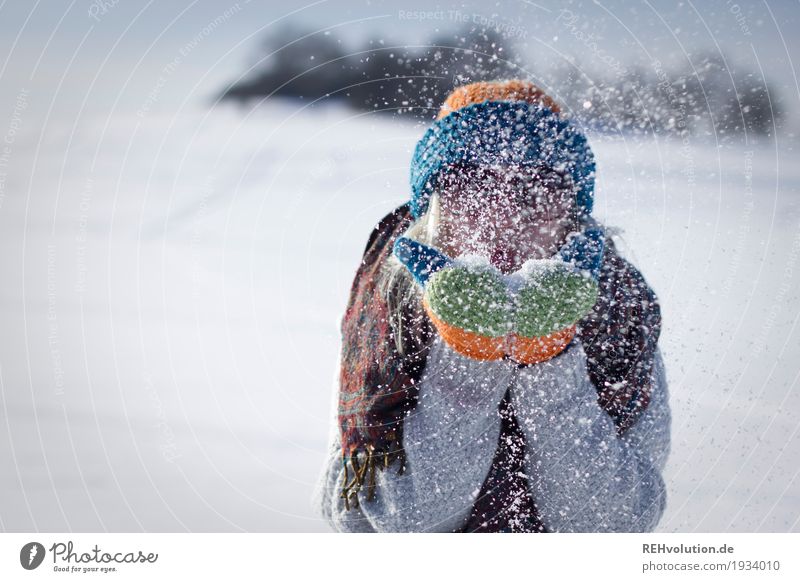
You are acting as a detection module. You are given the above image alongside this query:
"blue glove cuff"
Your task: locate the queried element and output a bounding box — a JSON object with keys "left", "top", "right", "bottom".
{"left": 393, "top": 236, "right": 453, "bottom": 287}
{"left": 557, "top": 226, "right": 605, "bottom": 280}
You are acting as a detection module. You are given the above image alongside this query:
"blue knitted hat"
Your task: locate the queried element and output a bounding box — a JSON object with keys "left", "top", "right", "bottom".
{"left": 409, "top": 98, "right": 595, "bottom": 219}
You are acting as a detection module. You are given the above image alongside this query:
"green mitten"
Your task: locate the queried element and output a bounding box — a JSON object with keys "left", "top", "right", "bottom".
{"left": 393, "top": 237, "right": 513, "bottom": 360}
{"left": 512, "top": 259, "right": 600, "bottom": 338}
{"left": 425, "top": 260, "right": 513, "bottom": 338}
{"left": 393, "top": 228, "right": 604, "bottom": 364}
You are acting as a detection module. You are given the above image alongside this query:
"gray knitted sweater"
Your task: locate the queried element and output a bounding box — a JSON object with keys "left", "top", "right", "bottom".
{"left": 313, "top": 333, "right": 671, "bottom": 532}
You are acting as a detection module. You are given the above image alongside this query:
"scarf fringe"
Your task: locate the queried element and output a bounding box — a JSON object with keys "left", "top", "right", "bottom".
{"left": 340, "top": 444, "right": 407, "bottom": 511}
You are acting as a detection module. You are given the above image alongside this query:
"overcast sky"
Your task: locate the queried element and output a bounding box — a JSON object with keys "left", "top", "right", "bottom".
{"left": 1, "top": 0, "right": 797, "bottom": 118}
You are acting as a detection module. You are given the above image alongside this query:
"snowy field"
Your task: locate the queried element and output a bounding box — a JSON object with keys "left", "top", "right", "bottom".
{"left": 1, "top": 100, "right": 799, "bottom": 532}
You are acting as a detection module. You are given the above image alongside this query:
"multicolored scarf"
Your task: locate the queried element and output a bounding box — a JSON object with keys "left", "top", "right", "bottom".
{"left": 336, "top": 202, "right": 662, "bottom": 531}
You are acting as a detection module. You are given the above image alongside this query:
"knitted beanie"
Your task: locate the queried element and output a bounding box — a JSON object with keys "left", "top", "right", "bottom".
{"left": 409, "top": 79, "right": 595, "bottom": 219}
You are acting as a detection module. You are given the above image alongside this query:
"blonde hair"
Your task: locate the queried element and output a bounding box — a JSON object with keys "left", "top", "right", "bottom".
{"left": 376, "top": 193, "right": 443, "bottom": 356}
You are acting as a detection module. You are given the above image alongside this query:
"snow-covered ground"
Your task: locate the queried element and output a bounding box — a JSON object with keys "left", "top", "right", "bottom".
{"left": 1, "top": 100, "right": 799, "bottom": 532}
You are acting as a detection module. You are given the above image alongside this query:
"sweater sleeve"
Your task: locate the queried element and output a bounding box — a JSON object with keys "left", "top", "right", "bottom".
{"left": 510, "top": 338, "right": 671, "bottom": 532}
{"left": 313, "top": 335, "right": 515, "bottom": 532}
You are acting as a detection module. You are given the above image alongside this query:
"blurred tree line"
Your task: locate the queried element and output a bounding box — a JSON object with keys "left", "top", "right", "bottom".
{"left": 218, "top": 23, "right": 783, "bottom": 138}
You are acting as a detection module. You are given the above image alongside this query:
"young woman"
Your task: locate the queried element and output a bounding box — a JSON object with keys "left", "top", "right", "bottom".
{"left": 313, "top": 80, "right": 671, "bottom": 533}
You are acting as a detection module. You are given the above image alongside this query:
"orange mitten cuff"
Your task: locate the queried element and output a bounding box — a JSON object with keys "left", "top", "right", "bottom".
{"left": 422, "top": 296, "right": 574, "bottom": 365}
